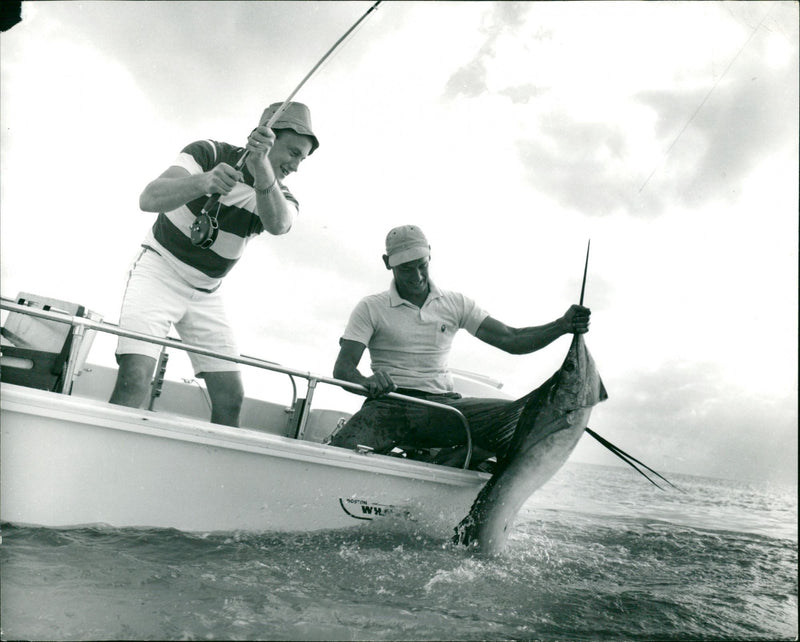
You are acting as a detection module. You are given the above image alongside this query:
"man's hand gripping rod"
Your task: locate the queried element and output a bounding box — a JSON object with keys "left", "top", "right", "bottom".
{"left": 196, "top": 1, "right": 383, "bottom": 223}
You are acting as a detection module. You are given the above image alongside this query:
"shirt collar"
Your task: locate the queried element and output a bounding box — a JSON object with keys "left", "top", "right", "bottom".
{"left": 389, "top": 279, "right": 443, "bottom": 307}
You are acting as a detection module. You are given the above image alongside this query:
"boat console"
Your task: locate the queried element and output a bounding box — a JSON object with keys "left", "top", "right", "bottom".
{"left": 0, "top": 293, "right": 102, "bottom": 393}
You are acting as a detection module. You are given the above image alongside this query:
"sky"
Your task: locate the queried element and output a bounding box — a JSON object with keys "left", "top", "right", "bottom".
{"left": 1, "top": 1, "right": 797, "bottom": 484}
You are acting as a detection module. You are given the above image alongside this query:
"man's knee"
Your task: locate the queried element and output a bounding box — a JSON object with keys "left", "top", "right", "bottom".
{"left": 212, "top": 389, "right": 244, "bottom": 415}
{"left": 328, "top": 412, "right": 366, "bottom": 449}
{"left": 202, "top": 371, "right": 244, "bottom": 426}
{"left": 328, "top": 402, "right": 406, "bottom": 453}
{"left": 110, "top": 354, "right": 156, "bottom": 408}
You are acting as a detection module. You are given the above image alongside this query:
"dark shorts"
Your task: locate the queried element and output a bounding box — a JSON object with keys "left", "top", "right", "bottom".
{"left": 328, "top": 388, "right": 535, "bottom": 461}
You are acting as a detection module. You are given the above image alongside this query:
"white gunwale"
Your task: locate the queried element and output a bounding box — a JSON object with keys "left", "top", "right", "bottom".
{"left": 1, "top": 295, "right": 494, "bottom": 534}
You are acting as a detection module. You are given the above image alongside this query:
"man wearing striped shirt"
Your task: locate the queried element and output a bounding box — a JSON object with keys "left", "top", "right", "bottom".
{"left": 109, "top": 102, "right": 318, "bottom": 426}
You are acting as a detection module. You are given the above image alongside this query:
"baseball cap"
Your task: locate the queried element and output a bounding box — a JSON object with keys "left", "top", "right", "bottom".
{"left": 385, "top": 225, "right": 431, "bottom": 267}
{"left": 259, "top": 102, "right": 319, "bottom": 154}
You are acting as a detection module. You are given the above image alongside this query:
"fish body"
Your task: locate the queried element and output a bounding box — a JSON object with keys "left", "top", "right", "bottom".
{"left": 454, "top": 333, "right": 607, "bottom": 555}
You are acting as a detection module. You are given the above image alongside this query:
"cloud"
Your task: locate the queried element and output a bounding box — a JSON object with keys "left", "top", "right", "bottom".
{"left": 515, "top": 116, "right": 632, "bottom": 216}
{"left": 633, "top": 38, "right": 798, "bottom": 207}
{"left": 513, "top": 24, "right": 798, "bottom": 219}
{"left": 442, "top": 1, "right": 534, "bottom": 100}
{"left": 489, "top": 0, "right": 532, "bottom": 33}
{"left": 596, "top": 360, "right": 798, "bottom": 484}
{"left": 443, "top": 56, "right": 490, "bottom": 101}
{"left": 438, "top": 1, "right": 799, "bottom": 220}
{"left": 681, "top": 59, "right": 797, "bottom": 205}
{"left": 499, "top": 83, "right": 548, "bottom": 105}
{"left": 21, "top": 1, "right": 372, "bottom": 128}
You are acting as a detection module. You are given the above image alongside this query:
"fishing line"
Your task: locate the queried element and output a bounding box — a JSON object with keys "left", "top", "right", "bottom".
{"left": 583, "top": 7, "right": 776, "bottom": 492}
{"left": 638, "top": 3, "right": 775, "bottom": 193}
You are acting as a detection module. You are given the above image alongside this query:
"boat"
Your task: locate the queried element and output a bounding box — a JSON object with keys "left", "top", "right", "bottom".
{"left": 1, "top": 292, "right": 508, "bottom": 536}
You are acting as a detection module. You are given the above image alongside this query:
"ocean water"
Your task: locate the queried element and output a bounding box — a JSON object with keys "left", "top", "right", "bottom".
{"left": 1, "top": 463, "right": 796, "bottom": 641}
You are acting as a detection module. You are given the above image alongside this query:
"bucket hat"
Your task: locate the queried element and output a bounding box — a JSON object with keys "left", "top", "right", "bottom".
{"left": 259, "top": 102, "right": 319, "bottom": 154}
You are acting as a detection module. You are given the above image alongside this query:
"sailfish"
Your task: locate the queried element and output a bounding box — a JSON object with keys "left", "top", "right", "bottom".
{"left": 453, "top": 330, "right": 607, "bottom": 554}
{"left": 453, "top": 241, "right": 675, "bottom": 555}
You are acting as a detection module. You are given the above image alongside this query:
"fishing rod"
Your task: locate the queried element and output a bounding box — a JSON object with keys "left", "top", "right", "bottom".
{"left": 192, "top": 0, "right": 383, "bottom": 247}
{"left": 233, "top": 0, "right": 382, "bottom": 171}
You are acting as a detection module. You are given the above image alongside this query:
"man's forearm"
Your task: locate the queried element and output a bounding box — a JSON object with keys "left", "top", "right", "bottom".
{"left": 523, "top": 320, "right": 570, "bottom": 353}
{"left": 477, "top": 306, "right": 589, "bottom": 355}
{"left": 254, "top": 181, "right": 295, "bottom": 235}
{"left": 508, "top": 319, "right": 569, "bottom": 354}
{"left": 139, "top": 175, "right": 210, "bottom": 213}
{"left": 333, "top": 360, "right": 370, "bottom": 388}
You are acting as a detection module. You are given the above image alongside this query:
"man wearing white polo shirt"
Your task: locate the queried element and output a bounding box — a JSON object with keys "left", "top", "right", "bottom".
{"left": 329, "top": 225, "right": 592, "bottom": 468}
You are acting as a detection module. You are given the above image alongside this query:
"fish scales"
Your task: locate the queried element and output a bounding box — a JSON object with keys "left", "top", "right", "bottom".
{"left": 454, "top": 334, "right": 607, "bottom": 555}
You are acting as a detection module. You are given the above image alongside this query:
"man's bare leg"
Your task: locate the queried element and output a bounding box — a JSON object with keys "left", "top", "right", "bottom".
{"left": 202, "top": 370, "right": 245, "bottom": 427}
{"left": 109, "top": 354, "right": 157, "bottom": 408}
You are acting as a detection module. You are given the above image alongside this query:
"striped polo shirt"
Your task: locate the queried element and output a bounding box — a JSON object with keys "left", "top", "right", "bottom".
{"left": 141, "top": 139, "right": 299, "bottom": 291}
{"left": 342, "top": 280, "right": 490, "bottom": 394}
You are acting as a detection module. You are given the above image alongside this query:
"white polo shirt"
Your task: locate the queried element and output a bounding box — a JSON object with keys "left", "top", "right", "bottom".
{"left": 341, "top": 280, "right": 490, "bottom": 394}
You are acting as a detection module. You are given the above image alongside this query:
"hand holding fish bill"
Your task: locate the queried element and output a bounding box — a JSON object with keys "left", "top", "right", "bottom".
{"left": 561, "top": 304, "right": 591, "bottom": 334}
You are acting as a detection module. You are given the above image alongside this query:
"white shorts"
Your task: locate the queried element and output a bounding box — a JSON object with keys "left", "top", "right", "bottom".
{"left": 116, "top": 247, "right": 240, "bottom": 374}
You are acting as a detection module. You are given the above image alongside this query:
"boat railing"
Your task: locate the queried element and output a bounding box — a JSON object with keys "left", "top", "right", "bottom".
{"left": 0, "top": 297, "right": 474, "bottom": 468}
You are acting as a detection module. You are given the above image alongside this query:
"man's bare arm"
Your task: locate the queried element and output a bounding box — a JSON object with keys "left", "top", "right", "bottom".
{"left": 139, "top": 165, "right": 242, "bottom": 213}
{"left": 475, "top": 304, "right": 591, "bottom": 355}
{"left": 334, "top": 339, "right": 396, "bottom": 397}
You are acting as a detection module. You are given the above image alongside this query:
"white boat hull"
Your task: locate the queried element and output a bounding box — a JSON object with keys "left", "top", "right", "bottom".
{"left": 1, "top": 383, "right": 487, "bottom": 535}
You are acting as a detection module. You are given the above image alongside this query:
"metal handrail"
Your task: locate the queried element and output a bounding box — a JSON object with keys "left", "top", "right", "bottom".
{"left": 0, "top": 297, "right": 474, "bottom": 468}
